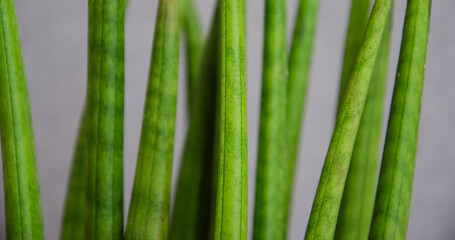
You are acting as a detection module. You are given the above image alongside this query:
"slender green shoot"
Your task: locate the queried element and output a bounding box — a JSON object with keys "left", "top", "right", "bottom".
{"left": 170, "top": 4, "right": 220, "bottom": 240}
{"left": 369, "top": 0, "right": 431, "bottom": 239}
{"left": 0, "top": 0, "right": 45, "bottom": 239}
{"left": 304, "top": 0, "right": 392, "bottom": 239}
{"left": 60, "top": 107, "right": 88, "bottom": 240}
{"left": 213, "top": 0, "right": 248, "bottom": 239}
{"left": 336, "top": 0, "right": 372, "bottom": 113}
{"left": 284, "top": 0, "right": 320, "bottom": 230}
{"left": 85, "top": 0, "right": 125, "bottom": 239}
{"left": 180, "top": 0, "right": 203, "bottom": 111}
{"left": 253, "top": 0, "right": 288, "bottom": 238}
{"left": 334, "top": 3, "right": 393, "bottom": 240}
{"left": 124, "top": 0, "right": 179, "bottom": 239}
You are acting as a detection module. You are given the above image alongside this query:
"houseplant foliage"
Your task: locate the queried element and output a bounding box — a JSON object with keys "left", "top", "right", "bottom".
{"left": 0, "top": 0, "right": 432, "bottom": 240}
{"left": 369, "top": 0, "right": 431, "bottom": 238}
{"left": 335, "top": 1, "right": 392, "bottom": 239}
{"left": 0, "top": 0, "right": 45, "bottom": 239}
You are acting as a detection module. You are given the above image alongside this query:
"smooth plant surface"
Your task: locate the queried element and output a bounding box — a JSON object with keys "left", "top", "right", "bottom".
{"left": 180, "top": 0, "right": 203, "bottom": 112}
{"left": 304, "top": 0, "right": 392, "bottom": 239}
{"left": 170, "top": 4, "right": 220, "bottom": 240}
{"left": 0, "top": 1, "right": 435, "bottom": 240}
{"left": 60, "top": 108, "right": 87, "bottom": 240}
{"left": 253, "top": 0, "right": 288, "bottom": 239}
{"left": 284, "top": 0, "right": 320, "bottom": 231}
{"left": 213, "top": 0, "right": 248, "bottom": 239}
{"left": 0, "top": 0, "right": 45, "bottom": 239}
{"left": 85, "top": 0, "right": 125, "bottom": 239}
{"left": 369, "top": 0, "right": 431, "bottom": 239}
{"left": 125, "top": 0, "right": 179, "bottom": 239}
{"left": 334, "top": 1, "right": 393, "bottom": 240}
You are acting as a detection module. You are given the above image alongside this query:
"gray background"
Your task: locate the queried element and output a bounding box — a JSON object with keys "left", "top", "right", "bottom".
{"left": 0, "top": 0, "right": 454, "bottom": 239}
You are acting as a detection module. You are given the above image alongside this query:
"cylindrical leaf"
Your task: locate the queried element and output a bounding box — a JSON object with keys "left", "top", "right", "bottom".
{"left": 0, "top": 1, "right": 45, "bottom": 239}
{"left": 369, "top": 0, "right": 431, "bottom": 239}
{"left": 304, "top": 0, "right": 392, "bottom": 239}
{"left": 85, "top": 0, "right": 125, "bottom": 239}
{"left": 213, "top": 0, "right": 248, "bottom": 239}
{"left": 253, "top": 0, "right": 288, "bottom": 238}
{"left": 124, "top": 0, "right": 179, "bottom": 239}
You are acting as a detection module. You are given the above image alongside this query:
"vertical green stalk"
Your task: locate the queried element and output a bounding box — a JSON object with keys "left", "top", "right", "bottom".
{"left": 124, "top": 0, "right": 179, "bottom": 239}
{"left": 304, "top": 0, "right": 392, "bottom": 239}
{"left": 213, "top": 0, "right": 248, "bottom": 239}
{"left": 170, "top": 5, "right": 220, "bottom": 240}
{"left": 369, "top": 1, "right": 431, "bottom": 239}
{"left": 180, "top": 0, "right": 203, "bottom": 111}
{"left": 253, "top": 0, "right": 287, "bottom": 239}
{"left": 336, "top": 0, "right": 371, "bottom": 112}
{"left": 334, "top": 3, "right": 393, "bottom": 240}
{"left": 285, "top": 0, "right": 320, "bottom": 228}
{"left": 0, "top": 0, "right": 45, "bottom": 239}
{"left": 85, "top": 0, "right": 125, "bottom": 239}
{"left": 60, "top": 107, "right": 88, "bottom": 240}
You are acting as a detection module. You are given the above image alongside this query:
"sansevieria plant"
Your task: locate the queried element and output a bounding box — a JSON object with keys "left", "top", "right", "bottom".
{"left": 0, "top": 0, "right": 433, "bottom": 239}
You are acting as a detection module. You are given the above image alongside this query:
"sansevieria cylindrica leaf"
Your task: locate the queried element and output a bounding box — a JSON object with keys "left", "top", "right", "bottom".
{"left": 284, "top": 0, "right": 320, "bottom": 232}
{"left": 334, "top": 2, "right": 393, "bottom": 240}
{"left": 85, "top": 0, "right": 125, "bottom": 239}
{"left": 125, "top": 0, "right": 179, "bottom": 239}
{"left": 213, "top": 0, "right": 248, "bottom": 239}
{"left": 0, "top": 0, "right": 45, "bottom": 239}
{"left": 60, "top": 107, "right": 88, "bottom": 240}
{"left": 170, "top": 4, "right": 220, "bottom": 240}
{"left": 180, "top": 0, "right": 203, "bottom": 112}
{"left": 369, "top": 0, "right": 431, "bottom": 239}
{"left": 304, "top": 0, "right": 392, "bottom": 239}
{"left": 253, "top": 0, "right": 288, "bottom": 238}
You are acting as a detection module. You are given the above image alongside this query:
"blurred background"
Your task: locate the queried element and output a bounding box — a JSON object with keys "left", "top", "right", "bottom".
{"left": 0, "top": 0, "right": 454, "bottom": 239}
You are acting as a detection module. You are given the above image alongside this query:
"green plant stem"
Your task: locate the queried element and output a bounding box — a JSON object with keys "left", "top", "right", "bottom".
{"left": 253, "top": 0, "right": 288, "bottom": 239}
{"left": 180, "top": 0, "right": 203, "bottom": 111}
{"left": 85, "top": 0, "right": 125, "bottom": 239}
{"left": 124, "top": 0, "right": 179, "bottom": 239}
{"left": 335, "top": 6, "right": 393, "bottom": 240}
{"left": 60, "top": 107, "right": 88, "bottom": 240}
{"left": 170, "top": 5, "right": 220, "bottom": 240}
{"left": 0, "top": 1, "right": 45, "bottom": 239}
{"left": 369, "top": 0, "right": 431, "bottom": 239}
{"left": 336, "top": 0, "right": 372, "bottom": 112}
{"left": 303, "top": 0, "right": 392, "bottom": 239}
{"left": 213, "top": 0, "right": 248, "bottom": 239}
{"left": 285, "top": 0, "right": 320, "bottom": 228}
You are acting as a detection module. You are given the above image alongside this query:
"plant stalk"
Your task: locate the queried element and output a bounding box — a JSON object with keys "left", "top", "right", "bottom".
{"left": 253, "top": 0, "right": 288, "bottom": 238}
{"left": 0, "top": 0, "right": 45, "bottom": 239}
{"left": 334, "top": 2, "right": 393, "bottom": 240}
{"left": 369, "top": 0, "right": 431, "bottom": 239}
{"left": 213, "top": 0, "right": 248, "bottom": 239}
{"left": 124, "top": 0, "right": 179, "bottom": 239}
{"left": 85, "top": 0, "right": 125, "bottom": 239}
{"left": 304, "top": 0, "right": 392, "bottom": 239}
{"left": 170, "top": 4, "right": 220, "bottom": 240}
